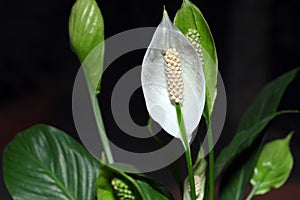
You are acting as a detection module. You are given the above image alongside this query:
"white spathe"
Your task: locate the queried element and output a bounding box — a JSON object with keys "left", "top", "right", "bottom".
{"left": 141, "top": 10, "right": 206, "bottom": 143}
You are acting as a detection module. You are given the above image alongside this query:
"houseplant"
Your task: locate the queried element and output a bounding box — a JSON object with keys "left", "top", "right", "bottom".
{"left": 2, "top": 0, "right": 299, "bottom": 199}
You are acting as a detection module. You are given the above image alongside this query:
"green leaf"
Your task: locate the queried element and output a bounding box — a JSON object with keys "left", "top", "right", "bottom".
{"left": 3, "top": 124, "right": 101, "bottom": 200}
{"left": 218, "top": 134, "right": 264, "bottom": 200}
{"left": 97, "top": 165, "right": 170, "bottom": 200}
{"left": 135, "top": 180, "right": 170, "bottom": 200}
{"left": 174, "top": 3, "right": 217, "bottom": 197}
{"left": 97, "top": 165, "right": 141, "bottom": 200}
{"left": 250, "top": 133, "right": 294, "bottom": 195}
{"left": 174, "top": 0, "right": 218, "bottom": 119}
{"left": 216, "top": 68, "right": 299, "bottom": 179}
{"left": 129, "top": 173, "right": 175, "bottom": 200}
{"left": 69, "top": 0, "right": 105, "bottom": 94}
{"left": 70, "top": 0, "right": 113, "bottom": 162}
{"left": 69, "top": 0, "right": 104, "bottom": 63}
{"left": 183, "top": 147, "right": 207, "bottom": 200}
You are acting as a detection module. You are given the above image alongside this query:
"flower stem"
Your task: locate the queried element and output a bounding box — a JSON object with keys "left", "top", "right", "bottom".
{"left": 206, "top": 119, "right": 215, "bottom": 200}
{"left": 245, "top": 184, "right": 259, "bottom": 200}
{"left": 147, "top": 118, "right": 163, "bottom": 144}
{"left": 175, "top": 104, "right": 196, "bottom": 200}
{"left": 94, "top": 101, "right": 114, "bottom": 164}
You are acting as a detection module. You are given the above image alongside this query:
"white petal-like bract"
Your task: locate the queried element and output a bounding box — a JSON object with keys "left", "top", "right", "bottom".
{"left": 141, "top": 10, "right": 205, "bottom": 143}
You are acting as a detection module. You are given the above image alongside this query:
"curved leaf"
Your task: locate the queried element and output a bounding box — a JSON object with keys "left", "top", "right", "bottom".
{"left": 251, "top": 133, "right": 294, "bottom": 195}
{"left": 69, "top": 0, "right": 105, "bottom": 95}
{"left": 97, "top": 164, "right": 170, "bottom": 200}
{"left": 136, "top": 180, "right": 169, "bottom": 200}
{"left": 3, "top": 124, "right": 101, "bottom": 200}
{"left": 129, "top": 173, "right": 175, "bottom": 200}
{"left": 69, "top": 0, "right": 104, "bottom": 63}
{"left": 174, "top": 0, "right": 218, "bottom": 119}
{"left": 216, "top": 68, "right": 299, "bottom": 179}
{"left": 219, "top": 134, "right": 264, "bottom": 200}
{"left": 97, "top": 165, "right": 141, "bottom": 200}
{"left": 69, "top": 0, "right": 113, "bottom": 162}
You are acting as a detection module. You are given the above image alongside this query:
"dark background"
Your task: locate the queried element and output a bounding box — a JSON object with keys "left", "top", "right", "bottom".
{"left": 0, "top": 0, "right": 299, "bottom": 199}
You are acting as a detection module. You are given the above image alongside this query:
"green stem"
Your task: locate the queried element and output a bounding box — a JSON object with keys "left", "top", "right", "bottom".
{"left": 94, "top": 102, "right": 114, "bottom": 164}
{"left": 147, "top": 118, "right": 163, "bottom": 144}
{"left": 245, "top": 184, "right": 259, "bottom": 200}
{"left": 175, "top": 104, "right": 196, "bottom": 200}
{"left": 206, "top": 119, "right": 215, "bottom": 200}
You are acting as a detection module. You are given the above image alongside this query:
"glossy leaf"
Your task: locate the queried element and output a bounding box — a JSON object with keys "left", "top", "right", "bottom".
{"left": 174, "top": 2, "right": 218, "bottom": 199}
{"left": 174, "top": 0, "right": 218, "bottom": 119}
{"left": 97, "top": 165, "right": 141, "bottom": 200}
{"left": 69, "top": 0, "right": 105, "bottom": 94}
{"left": 69, "top": 0, "right": 104, "bottom": 63}
{"left": 216, "top": 68, "right": 299, "bottom": 179}
{"left": 3, "top": 124, "right": 101, "bottom": 200}
{"left": 135, "top": 180, "right": 170, "bottom": 200}
{"left": 129, "top": 173, "right": 175, "bottom": 200}
{"left": 219, "top": 134, "right": 264, "bottom": 200}
{"left": 70, "top": 0, "right": 113, "bottom": 162}
{"left": 250, "top": 133, "right": 294, "bottom": 195}
{"left": 97, "top": 165, "right": 170, "bottom": 200}
{"left": 142, "top": 9, "right": 206, "bottom": 142}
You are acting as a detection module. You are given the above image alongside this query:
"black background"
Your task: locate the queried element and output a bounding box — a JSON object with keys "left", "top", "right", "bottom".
{"left": 0, "top": 0, "right": 299, "bottom": 199}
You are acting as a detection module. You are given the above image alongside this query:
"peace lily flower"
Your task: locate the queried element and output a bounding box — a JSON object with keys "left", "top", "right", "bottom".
{"left": 141, "top": 9, "right": 206, "bottom": 143}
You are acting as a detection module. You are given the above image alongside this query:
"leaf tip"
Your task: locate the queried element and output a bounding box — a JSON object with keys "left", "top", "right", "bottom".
{"left": 183, "top": 0, "right": 190, "bottom": 4}
{"left": 285, "top": 131, "right": 294, "bottom": 144}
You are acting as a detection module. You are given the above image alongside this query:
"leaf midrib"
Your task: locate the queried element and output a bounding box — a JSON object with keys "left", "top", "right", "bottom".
{"left": 21, "top": 146, "right": 77, "bottom": 200}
